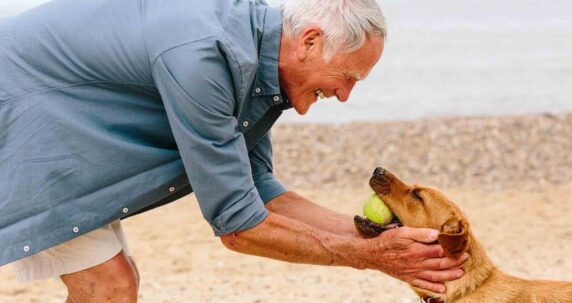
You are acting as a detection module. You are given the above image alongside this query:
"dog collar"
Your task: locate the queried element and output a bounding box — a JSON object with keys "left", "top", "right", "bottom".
{"left": 421, "top": 297, "right": 445, "bottom": 303}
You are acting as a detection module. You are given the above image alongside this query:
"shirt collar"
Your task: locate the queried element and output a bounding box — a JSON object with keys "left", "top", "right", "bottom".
{"left": 250, "top": 6, "right": 283, "bottom": 98}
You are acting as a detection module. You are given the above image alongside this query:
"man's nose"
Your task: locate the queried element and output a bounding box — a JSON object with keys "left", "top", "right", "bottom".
{"left": 335, "top": 81, "right": 356, "bottom": 102}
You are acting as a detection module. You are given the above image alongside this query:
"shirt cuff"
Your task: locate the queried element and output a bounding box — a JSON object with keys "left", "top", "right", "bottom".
{"left": 253, "top": 171, "right": 288, "bottom": 203}
{"left": 211, "top": 188, "right": 270, "bottom": 236}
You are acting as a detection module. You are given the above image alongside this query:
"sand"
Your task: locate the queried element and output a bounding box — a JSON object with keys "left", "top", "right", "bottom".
{"left": 1, "top": 113, "right": 571, "bottom": 303}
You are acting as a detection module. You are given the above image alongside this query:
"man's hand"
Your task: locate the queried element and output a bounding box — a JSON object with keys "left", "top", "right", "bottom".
{"left": 365, "top": 227, "right": 468, "bottom": 294}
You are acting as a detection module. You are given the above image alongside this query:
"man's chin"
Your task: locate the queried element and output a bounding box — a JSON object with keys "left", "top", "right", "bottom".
{"left": 293, "top": 104, "right": 310, "bottom": 115}
{"left": 290, "top": 98, "right": 315, "bottom": 115}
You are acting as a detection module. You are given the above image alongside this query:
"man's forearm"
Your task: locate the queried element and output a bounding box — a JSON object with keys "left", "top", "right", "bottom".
{"left": 220, "top": 211, "right": 367, "bottom": 269}
{"left": 219, "top": 209, "right": 468, "bottom": 294}
{"left": 264, "top": 191, "right": 362, "bottom": 238}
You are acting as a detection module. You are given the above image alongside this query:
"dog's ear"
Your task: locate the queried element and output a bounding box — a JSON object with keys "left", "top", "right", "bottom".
{"left": 438, "top": 216, "right": 469, "bottom": 259}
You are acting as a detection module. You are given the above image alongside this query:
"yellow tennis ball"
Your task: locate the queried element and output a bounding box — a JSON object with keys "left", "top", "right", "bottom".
{"left": 363, "top": 194, "right": 393, "bottom": 225}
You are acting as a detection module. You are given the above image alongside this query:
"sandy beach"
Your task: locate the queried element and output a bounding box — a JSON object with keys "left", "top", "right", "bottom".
{"left": 1, "top": 113, "right": 571, "bottom": 303}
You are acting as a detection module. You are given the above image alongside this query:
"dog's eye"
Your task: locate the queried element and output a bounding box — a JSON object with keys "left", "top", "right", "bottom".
{"left": 411, "top": 189, "right": 423, "bottom": 202}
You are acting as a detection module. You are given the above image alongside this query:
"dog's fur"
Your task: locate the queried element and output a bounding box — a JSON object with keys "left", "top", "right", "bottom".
{"left": 367, "top": 168, "right": 572, "bottom": 303}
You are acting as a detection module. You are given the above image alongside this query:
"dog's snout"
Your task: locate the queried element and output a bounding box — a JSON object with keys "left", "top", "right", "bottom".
{"left": 373, "top": 167, "right": 386, "bottom": 176}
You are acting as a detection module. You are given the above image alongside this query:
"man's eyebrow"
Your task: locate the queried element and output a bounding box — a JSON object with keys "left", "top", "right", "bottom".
{"left": 344, "top": 66, "right": 362, "bottom": 81}
{"left": 349, "top": 73, "right": 362, "bottom": 81}
{"left": 346, "top": 70, "right": 362, "bottom": 81}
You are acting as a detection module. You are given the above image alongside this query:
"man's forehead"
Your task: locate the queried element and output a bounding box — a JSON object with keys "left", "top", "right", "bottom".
{"left": 351, "top": 54, "right": 381, "bottom": 80}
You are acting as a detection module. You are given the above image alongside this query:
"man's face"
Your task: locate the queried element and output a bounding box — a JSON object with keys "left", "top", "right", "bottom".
{"left": 280, "top": 30, "right": 384, "bottom": 115}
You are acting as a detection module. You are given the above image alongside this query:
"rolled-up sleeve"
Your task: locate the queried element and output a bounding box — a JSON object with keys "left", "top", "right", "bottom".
{"left": 249, "top": 131, "right": 287, "bottom": 203}
{"left": 151, "top": 38, "right": 269, "bottom": 236}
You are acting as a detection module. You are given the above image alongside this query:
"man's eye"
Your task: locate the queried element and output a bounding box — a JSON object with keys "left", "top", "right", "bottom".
{"left": 411, "top": 189, "right": 423, "bottom": 202}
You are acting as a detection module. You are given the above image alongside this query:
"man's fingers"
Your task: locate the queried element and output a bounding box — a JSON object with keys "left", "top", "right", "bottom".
{"left": 399, "top": 227, "right": 440, "bottom": 244}
{"left": 412, "top": 243, "right": 444, "bottom": 259}
{"left": 409, "top": 279, "right": 446, "bottom": 294}
{"left": 420, "top": 253, "right": 469, "bottom": 270}
{"left": 417, "top": 269, "right": 464, "bottom": 283}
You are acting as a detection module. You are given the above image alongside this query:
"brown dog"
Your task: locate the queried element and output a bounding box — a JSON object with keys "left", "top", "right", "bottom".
{"left": 355, "top": 167, "right": 572, "bottom": 303}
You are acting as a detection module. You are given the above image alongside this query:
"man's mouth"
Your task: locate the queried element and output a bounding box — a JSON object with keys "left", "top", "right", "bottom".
{"left": 315, "top": 88, "right": 326, "bottom": 99}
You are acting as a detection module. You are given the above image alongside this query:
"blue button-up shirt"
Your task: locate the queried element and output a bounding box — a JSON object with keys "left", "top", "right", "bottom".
{"left": 0, "top": 0, "right": 289, "bottom": 266}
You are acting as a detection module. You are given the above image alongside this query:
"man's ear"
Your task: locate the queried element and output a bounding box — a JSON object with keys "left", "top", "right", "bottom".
{"left": 438, "top": 216, "right": 470, "bottom": 259}
{"left": 295, "top": 26, "right": 323, "bottom": 61}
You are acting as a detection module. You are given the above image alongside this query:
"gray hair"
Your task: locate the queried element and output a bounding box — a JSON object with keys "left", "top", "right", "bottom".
{"left": 281, "top": 0, "right": 387, "bottom": 62}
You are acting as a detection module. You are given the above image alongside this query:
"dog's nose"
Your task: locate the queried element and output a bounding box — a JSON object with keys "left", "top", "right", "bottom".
{"left": 373, "top": 167, "right": 386, "bottom": 176}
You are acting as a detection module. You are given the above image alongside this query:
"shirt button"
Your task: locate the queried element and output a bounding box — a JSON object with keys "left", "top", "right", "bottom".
{"left": 72, "top": 227, "right": 79, "bottom": 233}
{"left": 169, "top": 187, "right": 176, "bottom": 192}
{"left": 273, "top": 96, "right": 280, "bottom": 102}
{"left": 23, "top": 245, "right": 30, "bottom": 252}
{"left": 242, "top": 121, "right": 249, "bottom": 127}
{"left": 122, "top": 207, "right": 129, "bottom": 214}
{"left": 255, "top": 87, "right": 261, "bottom": 93}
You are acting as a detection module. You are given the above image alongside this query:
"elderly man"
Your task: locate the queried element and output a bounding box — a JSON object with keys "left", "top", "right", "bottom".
{"left": 0, "top": 0, "right": 467, "bottom": 301}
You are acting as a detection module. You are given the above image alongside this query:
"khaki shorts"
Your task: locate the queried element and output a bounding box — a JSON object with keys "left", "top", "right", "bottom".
{"left": 11, "top": 220, "right": 131, "bottom": 283}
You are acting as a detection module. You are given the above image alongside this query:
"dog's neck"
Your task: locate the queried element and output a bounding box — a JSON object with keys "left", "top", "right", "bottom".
{"left": 442, "top": 231, "right": 497, "bottom": 302}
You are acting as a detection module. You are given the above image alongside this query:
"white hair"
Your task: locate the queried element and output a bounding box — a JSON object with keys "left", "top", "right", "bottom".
{"left": 281, "top": 0, "right": 387, "bottom": 62}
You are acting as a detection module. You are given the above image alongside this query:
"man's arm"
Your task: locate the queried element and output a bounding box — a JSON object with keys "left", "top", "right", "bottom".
{"left": 221, "top": 207, "right": 467, "bottom": 294}
{"left": 221, "top": 211, "right": 359, "bottom": 267}
{"left": 265, "top": 191, "right": 362, "bottom": 238}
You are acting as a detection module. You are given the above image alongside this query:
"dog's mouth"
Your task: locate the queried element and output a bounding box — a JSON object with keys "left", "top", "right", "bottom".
{"left": 353, "top": 214, "right": 403, "bottom": 238}
{"left": 354, "top": 167, "right": 403, "bottom": 238}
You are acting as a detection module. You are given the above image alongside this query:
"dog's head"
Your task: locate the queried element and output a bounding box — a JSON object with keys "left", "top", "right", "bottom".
{"left": 368, "top": 167, "right": 470, "bottom": 258}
